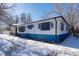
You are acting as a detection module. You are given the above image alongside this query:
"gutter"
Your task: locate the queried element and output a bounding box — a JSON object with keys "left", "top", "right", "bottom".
{"left": 55, "top": 18, "right": 58, "bottom": 43}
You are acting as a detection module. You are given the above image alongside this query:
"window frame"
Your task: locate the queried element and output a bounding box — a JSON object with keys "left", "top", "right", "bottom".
{"left": 38, "top": 22, "right": 51, "bottom": 31}
{"left": 27, "top": 24, "right": 34, "bottom": 29}
{"left": 50, "top": 22, "right": 54, "bottom": 28}
{"left": 18, "top": 26, "right": 25, "bottom": 32}
{"left": 66, "top": 26, "right": 68, "bottom": 31}
{"left": 61, "top": 23, "right": 64, "bottom": 31}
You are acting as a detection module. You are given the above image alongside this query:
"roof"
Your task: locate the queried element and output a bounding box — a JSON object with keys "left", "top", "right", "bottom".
{"left": 27, "top": 16, "right": 70, "bottom": 27}
{"left": 27, "top": 16, "right": 62, "bottom": 24}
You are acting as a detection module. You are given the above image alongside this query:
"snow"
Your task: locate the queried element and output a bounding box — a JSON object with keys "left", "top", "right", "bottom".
{"left": 60, "top": 36, "right": 79, "bottom": 49}
{"left": 0, "top": 34, "right": 49, "bottom": 56}
{"left": 0, "top": 34, "right": 79, "bottom": 56}
{"left": 26, "top": 39, "right": 79, "bottom": 56}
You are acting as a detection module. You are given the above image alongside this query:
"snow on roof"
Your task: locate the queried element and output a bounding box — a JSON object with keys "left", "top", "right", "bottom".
{"left": 12, "top": 23, "right": 25, "bottom": 27}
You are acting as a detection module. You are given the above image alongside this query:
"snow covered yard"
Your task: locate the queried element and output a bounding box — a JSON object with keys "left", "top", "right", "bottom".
{"left": 60, "top": 36, "right": 79, "bottom": 49}
{"left": 0, "top": 34, "right": 79, "bottom": 56}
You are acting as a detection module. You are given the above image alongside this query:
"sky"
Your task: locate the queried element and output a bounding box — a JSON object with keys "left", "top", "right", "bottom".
{"left": 14, "top": 3, "right": 53, "bottom": 21}
{"left": 1, "top": 3, "right": 79, "bottom": 28}
{"left": 1, "top": 3, "right": 57, "bottom": 28}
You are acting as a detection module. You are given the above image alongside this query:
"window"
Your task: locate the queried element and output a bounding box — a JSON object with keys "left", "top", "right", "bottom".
{"left": 18, "top": 26, "right": 25, "bottom": 32}
{"left": 61, "top": 23, "right": 64, "bottom": 31}
{"left": 27, "top": 25, "right": 34, "bottom": 29}
{"left": 66, "top": 26, "right": 68, "bottom": 31}
{"left": 38, "top": 22, "right": 50, "bottom": 30}
{"left": 51, "top": 23, "right": 54, "bottom": 28}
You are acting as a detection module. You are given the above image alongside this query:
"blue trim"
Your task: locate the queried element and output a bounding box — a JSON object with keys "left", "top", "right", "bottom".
{"left": 56, "top": 33, "right": 70, "bottom": 43}
{"left": 16, "top": 33, "right": 69, "bottom": 43}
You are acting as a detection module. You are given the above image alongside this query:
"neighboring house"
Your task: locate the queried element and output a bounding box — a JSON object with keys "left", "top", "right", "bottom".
{"left": 13, "top": 16, "right": 70, "bottom": 43}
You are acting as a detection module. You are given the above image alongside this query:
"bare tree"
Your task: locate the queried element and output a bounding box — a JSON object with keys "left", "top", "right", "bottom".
{"left": 14, "top": 15, "right": 19, "bottom": 24}
{"left": 53, "top": 4, "right": 79, "bottom": 36}
{"left": 27, "top": 13, "right": 32, "bottom": 23}
{"left": 0, "top": 3, "right": 15, "bottom": 26}
{"left": 41, "top": 3, "right": 79, "bottom": 36}
{"left": 20, "top": 13, "right": 27, "bottom": 24}
{"left": 20, "top": 13, "right": 32, "bottom": 24}
{"left": 5, "top": 15, "right": 16, "bottom": 31}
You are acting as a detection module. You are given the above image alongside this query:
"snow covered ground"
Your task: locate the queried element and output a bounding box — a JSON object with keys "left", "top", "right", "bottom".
{"left": 0, "top": 34, "right": 79, "bottom": 56}
{"left": 60, "top": 36, "right": 79, "bottom": 49}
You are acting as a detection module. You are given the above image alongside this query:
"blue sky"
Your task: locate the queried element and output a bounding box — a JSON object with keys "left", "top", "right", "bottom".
{"left": 14, "top": 3, "right": 53, "bottom": 21}
{"left": 12, "top": 3, "right": 78, "bottom": 21}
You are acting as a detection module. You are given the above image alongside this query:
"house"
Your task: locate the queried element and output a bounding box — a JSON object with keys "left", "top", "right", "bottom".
{"left": 12, "top": 16, "right": 70, "bottom": 43}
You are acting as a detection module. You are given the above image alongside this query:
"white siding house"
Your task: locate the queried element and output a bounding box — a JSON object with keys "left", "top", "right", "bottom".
{"left": 13, "top": 16, "right": 69, "bottom": 43}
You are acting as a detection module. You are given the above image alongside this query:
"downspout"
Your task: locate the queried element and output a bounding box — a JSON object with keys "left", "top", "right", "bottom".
{"left": 55, "top": 18, "right": 58, "bottom": 43}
